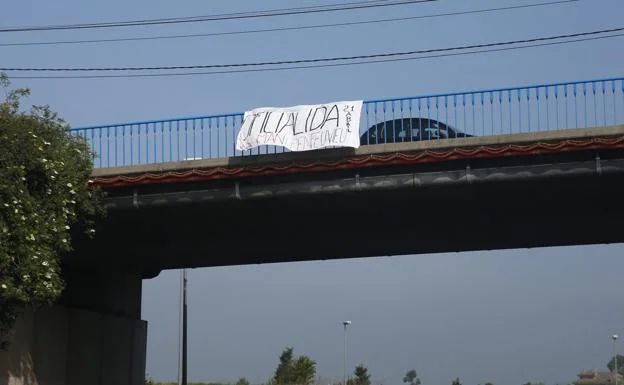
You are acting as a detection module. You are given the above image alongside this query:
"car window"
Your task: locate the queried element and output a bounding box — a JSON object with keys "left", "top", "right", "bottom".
{"left": 360, "top": 118, "right": 466, "bottom": 145}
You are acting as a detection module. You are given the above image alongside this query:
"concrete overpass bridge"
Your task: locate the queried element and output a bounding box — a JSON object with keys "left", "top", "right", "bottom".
{"left": 3, "top": 76, "right": 624, "bottom": 385}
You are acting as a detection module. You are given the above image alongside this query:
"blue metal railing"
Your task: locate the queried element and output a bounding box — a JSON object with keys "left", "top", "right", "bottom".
{"left": 70, "top": 76, "right": 624, "bottom": 168}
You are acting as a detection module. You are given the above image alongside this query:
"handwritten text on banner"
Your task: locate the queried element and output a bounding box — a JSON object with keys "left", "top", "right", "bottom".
{"left": 235, "top": 100, "right": 363, "bottom": 152}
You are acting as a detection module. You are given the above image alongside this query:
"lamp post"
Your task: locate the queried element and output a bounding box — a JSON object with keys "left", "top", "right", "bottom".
{"left": 343, "top": 321, "right": 351, "bottom": 385}
{"left": 613, "top": 334, "right": 619, "bottom": 385}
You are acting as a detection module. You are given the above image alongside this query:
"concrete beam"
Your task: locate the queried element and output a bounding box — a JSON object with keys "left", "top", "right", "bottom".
{"left": 101, "top": 157, "right": 624, "bottom": 209}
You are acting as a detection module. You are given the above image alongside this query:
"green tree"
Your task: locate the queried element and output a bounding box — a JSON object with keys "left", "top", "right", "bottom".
{"left": 353, "top": 364, "right": 371, "bottom": 385}
{"left": 608, "top": 355, "right": 624, "bottom": 374}
{"left": 237, "top": 378, "right": 251, "bottom": 385}
{"left": 291, "top": 355, "right": 316, "bottom": 385}
{"left": 274, "top": 347, "right": 294, "bottom": 384}
{"left": 452, "top": 378, "right": 461, "bottom": 385}
{"left": 0, "top": 73, "right": 103, "bottom": 349}
{"left": 484, "top": 382, "right": 494, "bottom": 385}
{"left": 403, "top": 370, "right": 421, "bottom": 385}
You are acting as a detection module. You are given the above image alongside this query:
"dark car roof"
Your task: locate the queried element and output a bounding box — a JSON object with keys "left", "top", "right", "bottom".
{"left": 360, "top": 117, "right": 471, "bottom": 144}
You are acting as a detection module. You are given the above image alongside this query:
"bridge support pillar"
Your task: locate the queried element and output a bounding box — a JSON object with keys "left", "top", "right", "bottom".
{"left": 0, "top": 268, "right": 148, "bottom": 385}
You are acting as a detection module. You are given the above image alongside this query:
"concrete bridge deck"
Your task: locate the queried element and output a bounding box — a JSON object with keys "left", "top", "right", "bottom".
{"left": 92, "top": 125, "right": 624, "bottom": 179}
{"left": 64, "top": 125, "right": 624, "bottom": 274}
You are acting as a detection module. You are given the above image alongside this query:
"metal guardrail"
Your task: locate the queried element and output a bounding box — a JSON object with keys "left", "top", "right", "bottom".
{"left": 70, "top": 77, "right": 624, "bottom": 168}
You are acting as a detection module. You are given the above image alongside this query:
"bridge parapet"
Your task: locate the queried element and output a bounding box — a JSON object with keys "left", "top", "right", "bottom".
{"left": 73, "top": 77, "right": 624, "bottom": 169}
{"left": 92, "top": 125, "right": 624, "bottom": 179}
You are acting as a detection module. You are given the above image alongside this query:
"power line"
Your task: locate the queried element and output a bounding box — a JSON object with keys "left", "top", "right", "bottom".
{"left": 0, "top": 0, "right": 579, "bottom": 48}
{"left": 6, "top": 31, "right": 623, "bottom": 79}
{"left": 0, "top": 0, "right": 439, "bottom": 33}
{"left": 2, "top": 26, "right": 621, "bottom": 73}
{"left": 3, "top": 0, "right": 394, "bottom": 31}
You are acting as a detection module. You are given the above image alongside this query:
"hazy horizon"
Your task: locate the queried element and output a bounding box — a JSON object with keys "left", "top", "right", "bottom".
{"left": 143, "top": 245, "right": 624, "bottom": 385}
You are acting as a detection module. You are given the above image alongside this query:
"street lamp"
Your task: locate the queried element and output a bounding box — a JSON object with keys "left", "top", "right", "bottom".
{"left": 613, "top": 334, "right": 619, "bottom": 385}
{"left": 343, "top": 321, "right": 351, "bottom": 385}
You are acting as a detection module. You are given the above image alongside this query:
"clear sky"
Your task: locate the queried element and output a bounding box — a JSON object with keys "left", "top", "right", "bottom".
{"left": 2, "top": 0, "right": 624, "bottom": 384}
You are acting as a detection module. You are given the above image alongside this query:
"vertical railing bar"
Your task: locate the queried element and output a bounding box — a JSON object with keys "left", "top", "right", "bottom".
{"left": 208, "top": 118, "right": 216, "bottom": 159}
{"left": 435, "top": 96, "right": 440, "bottom": 140}
{"left": 444, "top": 95, "right": 448, "bottom": 138}
{"left": 167, "top": 121, "right": 172, "bottom": 162}
{"left": 146, "top": 123, "right": 149, "bottom": 163}
{"left": 201, "top": 119, "right": 205, "bottom": 159}
{"left": 444, "top": 96, "right": 449, "bottom": 139}
{"left": 233, "top": 116, "right": 237, "bottom": 156}
{"left": 426, "top": 97, "right": 431, "bottom": 140}
{"left": 145, "top": 123, "right": 149, "bottom": 164}
{"left": 121, "top": 126, "right": 125, "bottom": 166}
{"left": 480, "top": 92, "right": 484, "bottom": 137}
{"left": 611, "top": 80, "right": 617, "bottom": 126}
{"left": 471, "top": 94, "right": 476, "bottom": 139}
{"left": 498, "top": 91, "right": 503, "bottom": 135}
{"left": 184, "top": 120, "right": 188, "bottom": 160}
{"left": 592, "top": 81, "right": 598, "bottom": 128}
{"left": 545, "top": 86, "right": 550, "bottom": 131}
{"left": 105, "top": 126, "right": 110, "bottom": 168}
{"left": 130, "top": 125, "right": 134, "bottom": 166}
{"left": 564, "top": 85, "right": 569, "bottom": 129}
{"left": 383, "top": 101, "right": 387, "bottom": 144}
{"left": 507, "top": 90, "right": 512, "bottom": 134}
{"left": 391, "top": 100, "right": 397, "bottom": 142}
{"left": 192, "top": 119, "right": 196, "bottom": 159}
{"left": 97, "top": 127, "right": 102, "bottom": 168}
{"left": 400, "top": 100, "right": 405, "bottom": 142}
{"left": 175, "top": 120, "right": 180, "bottom": 161}
{"left": 217, "top": 117, "right": 221, "bottom": 158}
{"left": 537, "top": 87, "right": 542, "bottom": 132}
{"left": 527, "top": 88, "right": 532, "bottom": 132}
{"left": 409, "top": 99, "right": 414, "bottom": 142}
{"left": 90, "top": 129, "right": 95, "bottom": 164}
{"left": 114, "top": 126, "right": 118, "bottom": 167}
{"left": 601, "top": 81, "right": 607, "bottom": 127}
{"left": 517, "top": 89, "right": 521, "bottom": 134}
{"left": 151, "top": 123, "right": 155, "bottom": 164}
{"left": 453, "top": 95, "right": 457, "bottom": 137}
{"left": 145, "top": 123, "right": 148, "bottom": 164}
{"left": 462, "top": 95, "right": 466, "bottom": 136}
{"left": 554, "top": 86, "right": 559, "bottom": 130}
{"left": 583, "top": 82, "right": 588, "bottom": 129}
{"left": 227, "top": 118, "right": 232, "bottom": 156}
{"left": 537, "top": 87, "right": 543, "bottom": 131}
{"left": 161, "top": 121, "right": 165, "bottom": 162}
{"left": 489, "top": 92, "right": 493, "bottom": 136}
{"left": 574, "top": 84, "right": 579, "bottom": 129}
{"left": 365, "top": 103, "right": 370, "bottom": 145}
{"left": 374, "top": 103, "right": 378, "bottom": 144}
{"left": 418, "top": 98, "right": 423, "bottom": 141}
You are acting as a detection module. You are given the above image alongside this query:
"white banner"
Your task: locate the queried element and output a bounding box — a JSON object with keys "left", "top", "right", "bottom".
{"left": 235, "top": 100, "right": 363, "bottom": 152}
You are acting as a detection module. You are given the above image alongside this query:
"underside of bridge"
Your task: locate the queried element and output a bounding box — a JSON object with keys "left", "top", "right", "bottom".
{"left": 68, "top": 136, "right": 624, "bottom": 276}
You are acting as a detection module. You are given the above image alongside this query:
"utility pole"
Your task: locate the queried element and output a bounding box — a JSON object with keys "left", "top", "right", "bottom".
{"left": 178, "top": 269, "right": 188, "bottom": 385}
